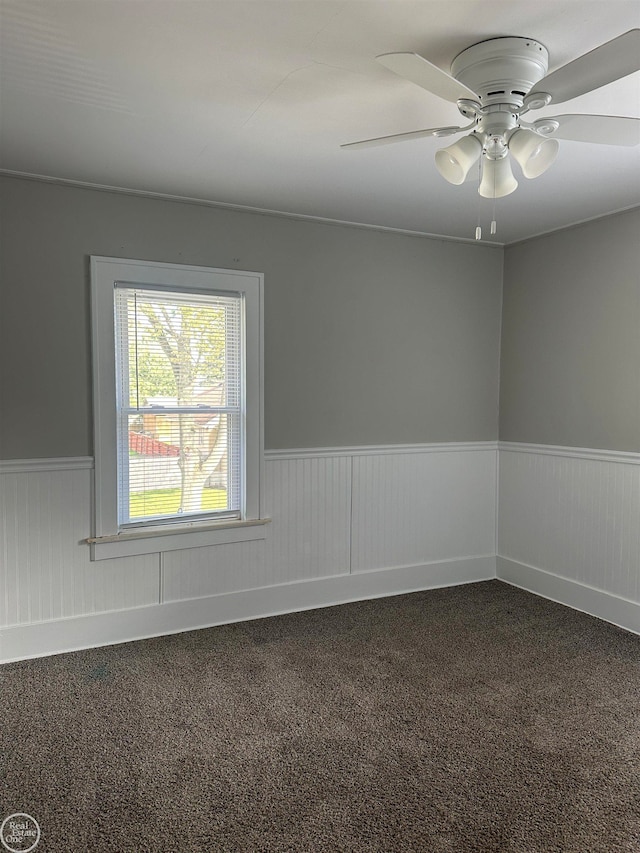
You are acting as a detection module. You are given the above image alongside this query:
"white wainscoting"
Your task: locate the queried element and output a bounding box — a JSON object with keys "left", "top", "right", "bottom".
{"left": 497, "top": 443, "right": 640, "bottom": 635}
{"left": 0, "top": 444, "right": 496, "bottom": 662}
{"left": 351, "top": 446, "right": 496, "bottom": 572}
{"left": 162, "top": 454, "right": 353, "bottom": 601}
{"left": 0, "top": 461, "right": 160, "bottom": 628}
{"left": 4, "top": 443, "right": 639, "bottom": 662}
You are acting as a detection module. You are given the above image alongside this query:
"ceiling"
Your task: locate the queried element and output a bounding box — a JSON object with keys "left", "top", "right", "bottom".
{"left": 1, "top": 0, "right": 639, "bottom": 244}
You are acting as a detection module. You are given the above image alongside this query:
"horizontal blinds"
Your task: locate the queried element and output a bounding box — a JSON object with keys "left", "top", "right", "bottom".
{"left": 114, "top": 286, "right": 243, "bottom": 526}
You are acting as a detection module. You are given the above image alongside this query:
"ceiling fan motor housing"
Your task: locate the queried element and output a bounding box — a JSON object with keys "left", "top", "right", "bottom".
{"left": 451, "top": 37, "right": 549, "bottom": 109}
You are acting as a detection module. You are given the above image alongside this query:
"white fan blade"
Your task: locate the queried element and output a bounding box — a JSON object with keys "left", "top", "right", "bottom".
{"left": 535, "top": 114, "right": 640, "bottom": 146}
{"left": 376, "top": 52, "right": 478, "bottom": 103}
{"left": 528, "top": 29, "right": 640, "bottom": 106}
{"left": 341, "top": 125, "right": 466, "bottom": 150}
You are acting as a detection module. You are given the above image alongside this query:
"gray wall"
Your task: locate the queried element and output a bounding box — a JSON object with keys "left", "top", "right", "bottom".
{"left": 500, "top": 208, "right": 640, "bottom": 452}
{"left": 0, "top": 176, "right": 503, "bottom": 458}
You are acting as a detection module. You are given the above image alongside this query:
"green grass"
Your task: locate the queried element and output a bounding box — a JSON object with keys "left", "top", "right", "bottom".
{"left": 129, "top": 487, "right": 227, "bottom": 518}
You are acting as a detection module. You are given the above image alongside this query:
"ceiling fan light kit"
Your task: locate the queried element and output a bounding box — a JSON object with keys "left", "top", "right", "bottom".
{"left": 479, "top": 155, "right": 519, "bottom": 199}
{"left": 343, "top": 29, "right": 640, "bottom": 236}
{"left": 508, "top": 128, "right": 559, "bottom": 178}
{"left": 434, "top": 134, "right": 482, "bottom": 184}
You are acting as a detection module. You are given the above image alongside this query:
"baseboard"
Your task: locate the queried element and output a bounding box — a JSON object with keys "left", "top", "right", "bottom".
{"left": 497, "top": 557, "right": 640, "bottom": 636}
{"left": 0, "top": 556, "right": 495, "bottom": 663}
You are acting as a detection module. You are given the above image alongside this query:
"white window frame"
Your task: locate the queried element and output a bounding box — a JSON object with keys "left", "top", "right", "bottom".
{"left": 90, "top": 257, "right": 266, "bottom": 560}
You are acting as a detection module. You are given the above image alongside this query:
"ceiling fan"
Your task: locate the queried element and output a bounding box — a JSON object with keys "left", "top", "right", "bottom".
{"left": 342, "top": 30, "right": 640, "bottom": 208}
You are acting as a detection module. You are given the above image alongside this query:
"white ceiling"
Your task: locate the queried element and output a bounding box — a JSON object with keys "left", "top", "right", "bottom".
{"left": 1, "top": 0, "right": 639, "bottom": 244}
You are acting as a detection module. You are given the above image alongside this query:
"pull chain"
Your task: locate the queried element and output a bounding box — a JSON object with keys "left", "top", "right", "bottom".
{"left": 490, "top": 160, "right": 497, "bottom": 236}
{"left": 475, "top": 155, "right": 483, "bottom": 240}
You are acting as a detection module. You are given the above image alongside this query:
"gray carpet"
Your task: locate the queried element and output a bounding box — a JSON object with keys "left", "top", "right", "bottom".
{"left": 2, "top": 580, "right": 640, "bottom": 852}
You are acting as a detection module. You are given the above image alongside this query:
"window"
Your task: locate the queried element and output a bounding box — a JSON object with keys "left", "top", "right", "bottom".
{"left": 114, "top": 287, "right": 242, "bottom": 527}
{"left": 90, "top": 257, "right": 265, "bottom": 560}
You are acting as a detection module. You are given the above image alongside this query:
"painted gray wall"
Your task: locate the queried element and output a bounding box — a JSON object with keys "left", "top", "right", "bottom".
{"left": 0, "top": 176, "right": 502, "bottom": 458}
{"left": 500, "top": 208, "right": 640, "bottom": 452}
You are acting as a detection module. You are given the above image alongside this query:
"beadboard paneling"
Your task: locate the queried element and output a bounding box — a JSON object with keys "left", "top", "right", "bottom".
{"left": 162, "top": 455, "right": 352, "bottom": 601}
{"left": 352, "top": 448, "right": 497, "bottom": 572}
{"left": 3, "top": 443, "right": 638, "bottom": 658}
{"left": 0, "top": 468, "right": 159, "bottom": 627}
{"left": 2, "top": 447, "right": 495, "bottom": 629}
{"left": 498, "top": 447, "right": 640, "bottom": 603}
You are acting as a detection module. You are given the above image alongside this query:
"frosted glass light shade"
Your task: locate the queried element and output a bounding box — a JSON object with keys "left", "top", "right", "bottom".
{"left": 478, "top": 156, "right": 518, "bottom": 198}
{"left": 508, "top": 129, "right": 559, "bottom": 178}
{"left": 434, "top": 134, "right": 482, "bottom": 185}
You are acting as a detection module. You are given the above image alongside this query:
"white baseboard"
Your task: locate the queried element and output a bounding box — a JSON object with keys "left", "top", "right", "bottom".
{"left": 497, "top": 557, "right": 640, "bottom": 636}
{"left": 0, "top": 556, "right": 495, "bottom": 663}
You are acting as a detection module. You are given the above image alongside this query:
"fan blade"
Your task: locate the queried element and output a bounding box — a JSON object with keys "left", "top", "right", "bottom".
{"left": 341, "top": 125, "right": 467, "bottom": 150}
{"left": 376, "top": 52, "right": 478, "bottom": 103}
{"left": 528, "top": 29, "right": 640, "bottom": 106}
{"left": 534, "top": 114, "right": 640, "bottom": 146}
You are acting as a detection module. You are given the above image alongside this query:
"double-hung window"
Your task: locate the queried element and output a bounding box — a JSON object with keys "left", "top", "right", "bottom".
{"left": 90, "top": 257, "right": 265, "bottom": 560}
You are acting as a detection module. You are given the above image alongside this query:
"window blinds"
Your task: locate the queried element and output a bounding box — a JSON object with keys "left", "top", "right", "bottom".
{"left": 114, "top": 285, "right": 243, "bottom": 526}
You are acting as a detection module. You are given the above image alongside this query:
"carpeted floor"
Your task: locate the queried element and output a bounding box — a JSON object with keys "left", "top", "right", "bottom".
{"left": 1, "top": 580, "right": 640, "bottom": 852}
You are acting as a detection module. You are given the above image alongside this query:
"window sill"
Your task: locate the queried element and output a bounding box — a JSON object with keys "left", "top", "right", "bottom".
{"left": 87, "top": 517, "right": 270, "bottom": 561}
